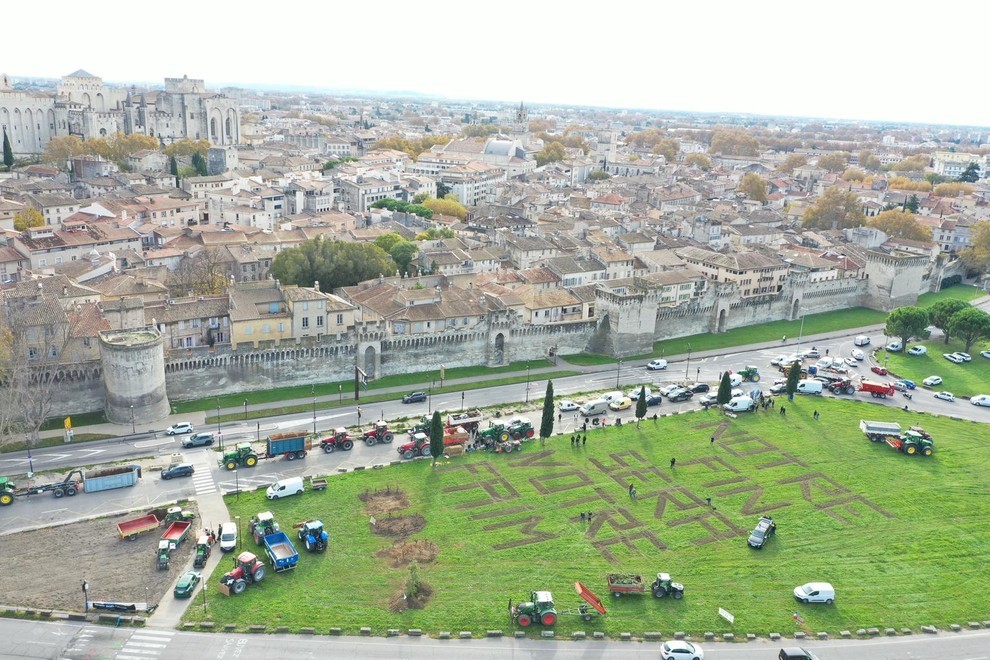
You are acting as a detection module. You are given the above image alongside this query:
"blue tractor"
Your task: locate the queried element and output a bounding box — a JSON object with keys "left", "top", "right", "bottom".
{"left": 297, "top": 519, "right": 328, "bottom": 552}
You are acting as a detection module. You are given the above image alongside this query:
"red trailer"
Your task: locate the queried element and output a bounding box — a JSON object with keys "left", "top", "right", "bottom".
{"left": 117, "top": 514, "right": 161, "bottom": 541}
{"left": 161, "top": 520, "right": 192, "bottom": 545}
{"left": 860, "top": 380, "right": 895, "bottom": 398}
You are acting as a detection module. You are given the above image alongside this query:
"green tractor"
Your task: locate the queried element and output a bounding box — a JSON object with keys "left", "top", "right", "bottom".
{"left": 738, "top": 366, "right": 760, "bottom": 382}
{"left": 887, "top": 430, "right": 934, "bottom": 456}
{"left": 193, "top": 535, "right": 211, "bottom": 568}
{"left": 219, "top": 443, "right": 259, "bottom": 470}
{"left": 506, "top": 419, "right": 535, "bottom": 440}
{"left": 0, "top": 476, "right": 16, "bottom": 506}
{"left": 249, "top": 511, "right": 280, "bottom": 545}
{"left": 479, "top": 423, "right": 510, "bottom": 446}
{"left": 511, "top": 590, "right": 558, "bottom": 627}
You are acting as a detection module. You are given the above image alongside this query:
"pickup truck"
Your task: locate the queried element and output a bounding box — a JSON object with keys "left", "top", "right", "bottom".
{"left": 263, "top": 531, "right": 299, "bottom": 572}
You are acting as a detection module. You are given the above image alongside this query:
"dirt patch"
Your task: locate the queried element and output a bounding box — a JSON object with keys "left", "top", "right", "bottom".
{"left": 359, "top": 486, "right": 410, "bottom": 516}
{"left": 370, "top": 514, "right": 425, "bottom": 538}
{"left": 374, "top": 539, "right": 439, "bottom": 568}
{"left": 388, "top": 582, "right": 433, "bottom": 613}
{"left": 0, "top": 505, "right": 199, "bottom": 611}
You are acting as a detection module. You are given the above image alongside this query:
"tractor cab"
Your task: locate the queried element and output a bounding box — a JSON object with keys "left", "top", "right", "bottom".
{"left": 333, "top": 427, "right": 348, "bottom": 440}
{"left": 256, "top": 511, "right": 277, "bottom": 532}
{"left": 532, "top": 590, "right": 554, "bottom": 609}
{"left": 164, "top": 506, "right": 195, "bottom": 523}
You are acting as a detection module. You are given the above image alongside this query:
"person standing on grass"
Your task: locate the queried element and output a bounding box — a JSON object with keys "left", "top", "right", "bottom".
{"left": 670, "top": 457, "right": 676, "bottom": 469}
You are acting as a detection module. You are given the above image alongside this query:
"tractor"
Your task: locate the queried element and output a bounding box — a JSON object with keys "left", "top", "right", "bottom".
{"left": 828, "top": 378, "right": 857, "bottom": 395}
{"left": 0, "top": 476, "right": 16, "bottom": 506}
{"left": 219, "top": 443, "right": 259, "bottom": 470}
{"left": 320, "top": 427, "right": 354, "bottom": 453}
{"left": 193, "top": 535, "right": 211, "bottom": 568}
{"left": 511, "top": 590, "right": 558, "bottom": 627}
{"left": 361, "top": 421, "right": 395, "bottom": 447}
{"left": 478, "top": 423, "right": 510, "bottom": 447}
{"left": 218, "top": 551, "right": 267, "bottom": 595}
{"left": 650, "top": 572, "right": 685, "bottom": 599}
{"left": 493, "top": 438, "right": 522, "bottom": 453}
{"left": 737, "top": 366, "right": 761, "bottom": 382}
{"left": 156, "top": 539, "right": 177, "bottom": 570}
{"left": 506, "top": 419, "right": 535, "bottom": 440}
{"left": 296, "top": 519, "right": 328, "bottom": 552}
{"left": 248, "top": 511, "right": 280, "bottom": 545}
{"left": 164, "top": 506, "right": 195, "bottom": 524}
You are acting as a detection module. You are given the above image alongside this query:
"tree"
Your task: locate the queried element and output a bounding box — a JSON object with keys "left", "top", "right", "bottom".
{"left": 739, "top": 173, "right": 768, "bottom": 203}
{"left": 885, "top": 306, "right": 930, "bottom": 345}
{"left": 802, "top": 186, "right": 866, "bottom": 230}
{"left": 13, "top": 207, "right": 45, "bottom": 232}
{"left": 164, "top": 138, "right": 211, "bottom": 159}
{"left": 716, "top": 371, "right": 732, "bottom": 405}
{"left": 905, "top": 194, "right": 920, "bottom": 214}
{"left": 41, "top": 135, "right": 85, "bottom": 166}
{"left": 373, "top": 232, "right": 405, "bottom": 255}
{"left": 816, "top": 152, "right": 849, "bottom": 173}
{"left": 539, "top": 380, "right": 555, "bottom": 440}
{"left": 841, "top": 167, "right": 866, "bottom": 182}
{"left": 435, "top": 180, "right": 452, "bottom": 198}
{"left": 191, "top": 152, "right": 208, "bottom": 176}
{"left": 785, "top": 361, "right": 801, "bottom": 398}
{"left": 588, "top": 170, "right": 610, "bottom": 181}
{"left": 635, "top": 385, "right": 647, "bottom": 428}
{"left": 169, "top": 155, "right": 179, "bottom": 178}
{"left": 890, "top": 155, "right": 929, "bottom": 172}
{"left": 710, "top": 129, "right": 759, "bottom": 156}
{"left": 414, "top": 227, "right": 456, "bottom": 241}
{"left": 958, "top": 162, "right": 980, "bottom": 183}
{"left": 933, "top": 182, "right": 973, "bottom": 198}
{"left": 2, "top": 128, "right": 13, "bottom": 171}
{"left": 684, "top": 153, "right": 712, "bottom": 171}
{"left": 651, "top": 138, "right": 680, "bottom": 163}
{"left": 960, "top": 221, "right": 990, "bottom": 276}
{"left": 777, "top": 154, "right": 807, "bottom": 174}
{"left": 411, "top": 193, "right": 429, "bottom": 204}
{"left": 535, "top": 142, "right": 567, "bottom": 167}
{"left": 887, "top": 176, "right": 931, "bottom": 192}
{"left": 390, "top": 241, "right": 418, "bottom": 276}
{"left": 924, "top": 172, "right": 949, "bottom": 186}
{"left": 269, "top": 236, "right": 394, "bottom": 291}
{"left": 166, "top": 247, "right": 230, "bottom": 296}
{"left": 422, "top": 195, "right": 467, "bottom": 220}
{"left": 858, "top": 151, "right": 882, "bottom": 171}
{"left": 429, "top": 410, "right": 444, "bottom": 466}
{"left": 947, "top": 307, "right": 990, "bottom": 352}
{"left": 865, "top": 209, "right": 932, "bottom": 242}
{"left": 928, "top": 299, "right": 970, "bottom": 345}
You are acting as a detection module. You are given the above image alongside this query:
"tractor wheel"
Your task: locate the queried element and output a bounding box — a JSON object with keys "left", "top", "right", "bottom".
{"left": 286, "top": 452, "right": 296, "bottom": 461}
{"left": 905, "top": 444, "right": 917, "bottom": 455}
{"left": 65, "top": 486, "right": 77, "bottom": 496}
{"left": 751, "top": 374, "right": 760, "bottom": 382}
{"left": 403, "top": 450, "right": 414, "bottom": 460}
{"left": 323, "top": 444, "right": 335, "bottom": 454}
{"left": 252, "top": 564, "right": 267, "bottom": 582}
{"left": 654, "top": 588, "right": 667, "bottom": 598}
{"left": 365, "top": 437, "right": 377, "bottom": 447}
{"left": 341, "top": 440, "right": 354, "bottom": 451}
{"left": 517, "top": 613, "right": 532, "bottom": 627}
{"left": 582, "top": 614, "right": 593, "bottom": 622}
{"left": 226, "top": 461, "right": 237, "bottom": 470}
{"left": 526, "top": 429, "right": 535, "bottom": 438}
{"left": 499, "top": 431, "right": 510, "bottom": 442}
{"left": 306, "top": 539, "right": 313, "bottom": 551}
{"left": 513, "top": 432, "right": 522, "bottom": 440}
{"left": 880, "top": 393, "right": 887, "bottom": 399}
{"left": 673, "top": 590, "right": 683, "bottom": 600}
{"left": 540, "top": 612, "right": 557, "bottom": 626}
{"left": 232, "top": 579, "right": 247, "bottom": 595}
{"left": 383, "top": 432, "right": 394, "bottom": 443}
{"left": 922, "top": 447, "right": 933, "bottom": 456}
{"left": 245, "top": 455, "right": 258, "bottom": 467}
{"left": 845, "top": 386, "right": 855, "bottom": 395}
{"left": 421, "top": 446, "right": 432, "bottom": 457}
{"left": 53, "top": 488, "right": 64, "bottom": 498}
{"left": 0, "top": 493, "right": 13, "bottom": 506}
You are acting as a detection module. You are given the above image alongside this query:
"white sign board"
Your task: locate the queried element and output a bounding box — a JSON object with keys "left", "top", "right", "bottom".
{"left": 718, "top": 607, "right": 735, "bottom": 624}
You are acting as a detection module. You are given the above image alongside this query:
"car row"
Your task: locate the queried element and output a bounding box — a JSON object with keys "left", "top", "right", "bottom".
{"left": 943, "top": 351, "right": 972, "bottom": 363}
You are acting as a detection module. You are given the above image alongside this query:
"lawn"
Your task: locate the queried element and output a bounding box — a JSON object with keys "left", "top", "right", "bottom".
{"left": 198, "top": 398, "right": 990, "bottom": 637}
{"left": 882, "top": 339, "right": 990, "bottom": 398}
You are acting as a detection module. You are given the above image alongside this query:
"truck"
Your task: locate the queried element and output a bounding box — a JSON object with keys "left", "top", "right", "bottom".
{"left": 248, "top": 511, "right": 280, "bottom": 545}
{"left": 117, "top": 513, "right": 161, "bottom": 540}
{"left": 860, "top": 420, "right": 933, "bottom": 456}
{"left": 1, "top": 465, "right": 142, "bottom": 505}
{"left": 860, "top": 380, "right": 896, "bottom": 398}
{"left": 219, "top": 432, "right": 312, "bottom": 470}
{"left": 446, "top": 409, "right": 483, "bottom": 433}
{"left": 262, "top": 531, "right": 299, "bottom": 572}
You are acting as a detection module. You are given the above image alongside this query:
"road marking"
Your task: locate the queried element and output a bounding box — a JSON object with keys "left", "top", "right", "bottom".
{"left": 134, "top": 438, "right": 175, "bottom": 449}
{"left": 122, "top": 641, "right": 168, "bottom": 648}
{"left": 40, "top": 508, "right": 69, "bottom": 515}
{"left": 131, "top": 631, "right": 174, "bottom": 638}
{"left": 74, "top": 449, "right": 107, "bottom": 458}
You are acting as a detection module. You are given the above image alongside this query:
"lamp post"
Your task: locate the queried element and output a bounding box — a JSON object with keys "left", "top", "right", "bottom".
{"left": 82, "top": 580, "right": 88, "bottom": 613}
{"left": 525, "top": 363, "right": 531, "bottom": 403}
{"left": 685, "top": 343, "right": 692, "bottom": 380}
{"left": 233, "top": 469, "right": 239, "bottom": 501}
{"left": 234, "top": 515, "right": 241, "bottom": 550}
{"left": 312, "top": 392, "right": 317, "bottom": 436}
{"left": 615, "top": 360, "right": 622, "bottom": 388}
{"left": 130, "top": 405, "right": 135, "bottom": 434}
{"left": 202, "top": 582, "right": 207, "bottom": 615}
{"left": 697, "top": 367, "right": 701, "bottom": 382}
{"left": 429, "top": 381, "right": 434, "bottom": 414}
{"left": 256, "top": 422, "right": 260, "bottom": 443}
{"left": 461, "top": 391, "right": 465, "bottom": 411}
{"left": 798, "top": 312, "right": 806, "bottom": 347}
{"left": 243, "top": 400, "right": 247, "bottom": 421}
{"left": 215, "top": 398, "right": 221, "bottom": 435}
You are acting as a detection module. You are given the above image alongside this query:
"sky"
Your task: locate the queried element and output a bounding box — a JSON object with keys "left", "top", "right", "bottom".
{"left": 7, "top": 0, "right": 989, "bottom": 127}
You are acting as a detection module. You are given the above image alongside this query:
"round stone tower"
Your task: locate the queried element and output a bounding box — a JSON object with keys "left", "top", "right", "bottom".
{"left": 99, "top": 328, "right": 170, "bottom": 425}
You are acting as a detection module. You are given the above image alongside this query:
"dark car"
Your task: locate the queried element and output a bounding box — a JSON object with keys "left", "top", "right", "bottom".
{"left": 778, "top": 648, "right": 819, "bottom": 660}
{"left": 688, "top": 383, "right": 710, "bottom": 393}
{"left": 182, "top": 432, "right": 214, "bottom": 448}
{"left": 161, "top": 463, "right": 195, "bottom": 480}
{"left": 768, "top": 383, "right": 787, "bottom": 395}
{"left": 173, "top": 571, "right": 201, "bottom": 598}
{"left": 401, "top": 391, "right": 427, "bottom": 404}
{"left": 748, "top": 516, "right": 776, "bottom": 549}
{"left": 668, "top": 390, "right": 693, "bottom": 403}
{"left": 645, "top": 394, "right": 663, "bottom": 407}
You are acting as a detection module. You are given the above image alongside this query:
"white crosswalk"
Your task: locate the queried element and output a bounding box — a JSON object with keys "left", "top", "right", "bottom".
{"left": 188, "top": 455, "right": 217, "bottom": 496}
{"left": 115, "top": 628, "right": 175, "bottom": 659}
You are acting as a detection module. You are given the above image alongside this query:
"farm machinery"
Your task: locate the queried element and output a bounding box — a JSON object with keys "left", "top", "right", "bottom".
{"left": 2, "top": 466, "right": 142, "bottom": 505}
{"left": 295, "top": 519, "right": 328, "bottom": 552}
{"left": 510, "top": 584, "right": 607, "bottom": 626}
{"left": 446, "top": 409, "right": 483, "bottom": 434}
{"left": 362, "top": 421, "right": 395, "bottom": 447}
{"left": 218, "top": 551, "right": 267, "bottom": 595}
{"left": 736, "top": 366, "right": 761, "bottom": 382}
{"left": 860, "top": 380, "right": 896, "bottom": 398}
{"left": 827, "top": 378, "right": 858, "bottom": 395}
{"left": 320, "top": 427, "right": 354, "bottom": 453}
{"left": 193, "top": 535, "right": 212, "bottom": 568}
{"left": 219, "top": 432, "right": 312, "bottom": 470}
{"left": 606, "top": 573, "right": 685, "bottom": 598}
{"left": 860, "top": 420, "right": 934, "bottom": 456}
{"left": 248, "top": 511, "right": 280, "bottom": 545}
{"left": 155, "top": 520, "right": 191, "bottom": 570}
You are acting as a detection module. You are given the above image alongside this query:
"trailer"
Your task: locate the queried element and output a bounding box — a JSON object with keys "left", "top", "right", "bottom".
{"left": 859, "top": 420, "right": 902, "bottom": 441}
{"left": 83, "top": 465, "right": 142, "bottom": 492}
{"left": 161, "top": 520, "right": 192, "bottom": 546}
{"left": 2, "top": 465, "right": 141, "bottom": 506}
{"left": 606, "top": 573, "right": 645, "bottom": 596}
{"left": 567, "top": 581, "right": 608, "bottom": 620}
{"left": 446, "top": 409, "right": 483, "bottom": 433}
{"left": 263, "top": 531, "right": 299, "bottom": 572}
{"left": 219, "top": 432, "right": 312, "bottom": 470}
{"left": 117, "top": 513, "right": 161, "bottom": 540}
{"left": 860, "top": 380, "right": 896, "bottom": 398}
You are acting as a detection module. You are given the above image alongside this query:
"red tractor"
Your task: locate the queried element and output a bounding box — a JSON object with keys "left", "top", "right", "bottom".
{"left": 362, "top": 421, "right": 395, "bottom": 447}
{"left": 218, "top": 551, "right": 267, "bottom": 595}
{"left": 320, "top": 427, "right": 355, "bottom": 453}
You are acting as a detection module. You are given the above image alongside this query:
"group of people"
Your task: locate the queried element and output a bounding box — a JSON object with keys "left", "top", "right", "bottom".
{"left": 570, "top": 434, "right": 587, "bottom": 446}
{"left": 203, "top": 528, "right": 217, "bottom": 545}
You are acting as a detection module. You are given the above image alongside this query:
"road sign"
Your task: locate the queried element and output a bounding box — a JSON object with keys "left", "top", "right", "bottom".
{"left": 718, "top": 607, "right": 734, "bottom": 624}
{"left": 64, "top": 417, "right": 72, "bottom": 430}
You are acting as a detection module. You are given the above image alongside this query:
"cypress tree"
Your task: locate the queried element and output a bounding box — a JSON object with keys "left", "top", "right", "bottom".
{"left": 539, "top": 380, "right": 555, "bottom": 440}
{"left": 2, "top": 129, "right": 13, "bottom": 171}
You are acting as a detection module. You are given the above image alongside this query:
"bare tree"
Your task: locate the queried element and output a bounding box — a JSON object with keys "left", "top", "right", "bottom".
{"left": 166, "top": 247, "right": 232, "bottom": 297}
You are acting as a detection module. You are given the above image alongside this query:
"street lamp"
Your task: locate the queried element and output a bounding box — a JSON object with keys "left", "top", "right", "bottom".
{"left": 256, "top": 422, "right": 260, "bottom": 443}
{"left": 798, "top": 312, "right": 806, "bottom": 347}
{"left": 130, "top": 405, "right": 135, "bottom": 434}
{"left": 461, "top": 391, "right": 465, "bottom": 411}
{"left": 615, "top": 360, "right": 622, "bottom": 388}
{"left": 429, "top": 381, "right": 434, "bottom": 414}
{"left": 685, "top": 343, "right": 692, "bottom": 380}
{"left": 234, "top": 515, "right": 241, "bottom": 550}
{"left": 215, "top": 398, "right": 221, "bottom": 435}
{"left": 312, "top": 397, "right": 317, "bottom": 435}
{"left": 696, "top": 367, "right": 701, "bottom": 382}
{"left": 202, "top": 582, "right": 207, "bottom": 615}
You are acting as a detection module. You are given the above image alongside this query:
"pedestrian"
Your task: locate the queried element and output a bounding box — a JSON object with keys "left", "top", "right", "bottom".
{"left": 710, "top": 435, "right": 715, "bottom": 445}
{"left": 580, "top": 512, "right": 586, "bottom": 522}
{"left": 770, "top": 398, "right": 775, "bottom": 408}
{"left": 631, "top": 487, "right": 638, "bottom": 500}
{"left": 825, "top": 348, "right": 829, "bottom": 356}
{"left": 582, "top": 421, "right": 588, "bottom": 432}
{"left": 705, "top": 497, "right": 712, "bottom": 508}
{"left": 582, "top": 435, "right": 587, "bottom": 446}
{"left": 629, "top": 483, "right": 635, "bottom": 496}
{"left": 670, "top": 457, "right": 676, "bottom": 469}
{"left": 782, "top": 335, "right": 787, "bottom": 343}
{"left": 570, "top": 436, "right": 575, "bottom": 446}
{"left": 813, "top": 410, "right": 819, "bottom": 420}
{"left": 587, "top": 512, "right": 593, "bottom": 522}
{"left": 558, "top": 413, "right": 562, "bottom": 423}
{"left": 780, "top": 406, "right": 786, "bottom": 416}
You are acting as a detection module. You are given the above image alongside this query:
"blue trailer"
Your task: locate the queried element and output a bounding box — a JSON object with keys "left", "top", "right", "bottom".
{"left": 83, "top": 465, "right": 141, "bottom": 493}
{"left": 263, "top": 531, "right": 299, "bottom": 572}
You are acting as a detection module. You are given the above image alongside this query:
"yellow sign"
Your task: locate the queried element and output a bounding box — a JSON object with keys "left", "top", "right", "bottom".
{"left": 64, "top": 417, "right": 72, "bottom": 430}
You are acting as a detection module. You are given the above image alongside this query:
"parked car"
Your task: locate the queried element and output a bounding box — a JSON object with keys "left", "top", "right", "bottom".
{"left": 769, "top": 355, "right": 789, "bottom": 366}
{"left": 401, "top": 391, "right": 427, "bottom": 404}
{"left": 955, "top": 352, "right": 972, "bottom": 362}
{"left": 660, "top": 640, "right": 704, "bottom": 660}
{"left": 923, "top": 375, "right": 943, "bottom": 386}
{"left": 778, "top": 647, "right": 820, "bottom": 660}
{"left": 697, "top": 394, "right": 718, "bottom": 408}
{"left": 981, "top": 350, "right": 990, "bottom": 359}
{"left": 943, "top": 353, "right": 965, "bottom": 364}
{"left": 647, "top": 358, "right": 668, "bottom": 371}
{"left": 730, "top": 387, "right": 744, "bottom": 398}
{"left": 793, "top": 582, "right": 835, "bottom": 604}
{"left": 934, "top": 391, "right": 956, "bottom": 402}
{"left": 608, "top": 397, "right": 633, "bottom": 411}
{"left": 668, "top": 390, "right": 693, "bottom": 403}
{"left": 892, "top": 381, "right": 910, "bottom": 392}
{"left": 182, "top": 432, "right": 214, "bottom": 448}
{"left": 659, "top": 384, "right": 683, "bottom": 397}
{"left": 161, "top": 463, "right": 195, "bottom": 480}
{"left": 768, "top": 383, "right": 788, "bottom": 395}
{"left": 747, "top": 516, "right": 776, "bottom": 549}
{"left": 628, "top": 386, "right": 652, "bottom": 400}
{"left": 871, "top": 366, "right": 888, "bottom": 376}
{"left": 165, "top": 422, "right": 193, "bottom": 435}
{"left": 850, "top": 348, "right": 865, "bottom": 360}
{"left": 688, "top": 382, "right": 710, "bottom": 393}
{"left": 844, "top": 357, "right": 859, "bottom": 367}
{"left": 599, "top": 391, "right": 624, "bottom": 403}
{"left": 907, "top": 346, "right": 927, "bottom": 356}
{"left": 558, "top": 400, "right": 579, "bottom": 412}
{"left": 886, "top": 341, "right": 903, "bottom": 352}
{"left": 645, "top": 394, "right": 664, "bottom": 407}
{"left": 900, "top": 379, "right": 916, "bottom": 389}
{"left": 173, "top": 570, "right": 201, "bottom": 598}
{"left": 969, "top": 394, "right": 990, "bottom": 407}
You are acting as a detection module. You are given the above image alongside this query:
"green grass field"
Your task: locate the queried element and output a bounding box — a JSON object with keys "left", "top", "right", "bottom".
{"left": 883, "top": 340, "right": 990, "bottom": 398}
{"left": 199, "top": 398, "right": 990, "bottom": 636}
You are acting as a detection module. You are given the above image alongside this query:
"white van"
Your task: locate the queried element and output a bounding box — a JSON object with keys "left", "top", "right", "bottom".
{"left": 219, "top": 521, "right": 237, "bottom": 552}
{"left": 854, "top": 335, "right": 871, "bottom": 346}
{"left": 793, "top": 582, "right": 835, "bottom": 604}
{"left": 599, "top": 391, "right": 624, "bottom": 403}
{"left": 796, "top": 380, "right": 823, "bottom": 395}
{"left": 579, "top": 400, "right": 610, "bottom": 417}
{"left": 266, "top": 476, "right": 304, "bottom": 500}
{"left": 728, "top": 373, "right": 743, "bottom": 387}
{"left": 723, "top": 396, "right": 755, "bottom": 413}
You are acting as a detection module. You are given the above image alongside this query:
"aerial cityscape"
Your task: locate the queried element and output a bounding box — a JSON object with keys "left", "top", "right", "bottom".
{"left": 1, "top": 12, "right": 990, "bottom": 656}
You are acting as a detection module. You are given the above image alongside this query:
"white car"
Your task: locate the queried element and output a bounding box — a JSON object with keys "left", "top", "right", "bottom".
{"left": 844, "top": 357, "right": 859, "bottom": 367}
{"left": 769, "top": 354, "right": 788, "bottom": 366}
{"left": 166, "top": 422, "right": 194, "bottom": 435}
{"left": 955, "top": 352, "right": 972, "bottom": 362}
{"left": 647, "top": 359, "right": 668, "bottom": 371}
{"left": 660, "top": 640, "right": 704, "bottom": 660}
{"left": 923, "top": 376, "right": 943, "bottom": 386}
{"left": 934, "top": 391, "right": 956, "bottom": 402}
{"left": 850, "top": 348, "right": 865, "bottom": 361}
{"left": 658, "top": 384, "right": 683, "bottom": 397}
{"left": 886, "top": 342, "right": 903, "bottom": 352}
{"left": 800, "top": 348, "right": 821, "bottom": 359}
{"left": 731, "top": 387, "right": 744, "bottom": 398}
{"left": 558, "top": 400, "right": 579, "bottom": 412}
{"left": 982, "top": 350, "right": 990, "bottom": 359}
{"left": 943, "top": 353, "right": 964, "bottom": 364}
{"left": 969, "top": 395, "right": 990, "bottom": 407}
{"left": 907, "top": 346, "right": 927, "bottom": 356}
{"left": 628, "top": 387, "right": 652, "bottom": 400}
